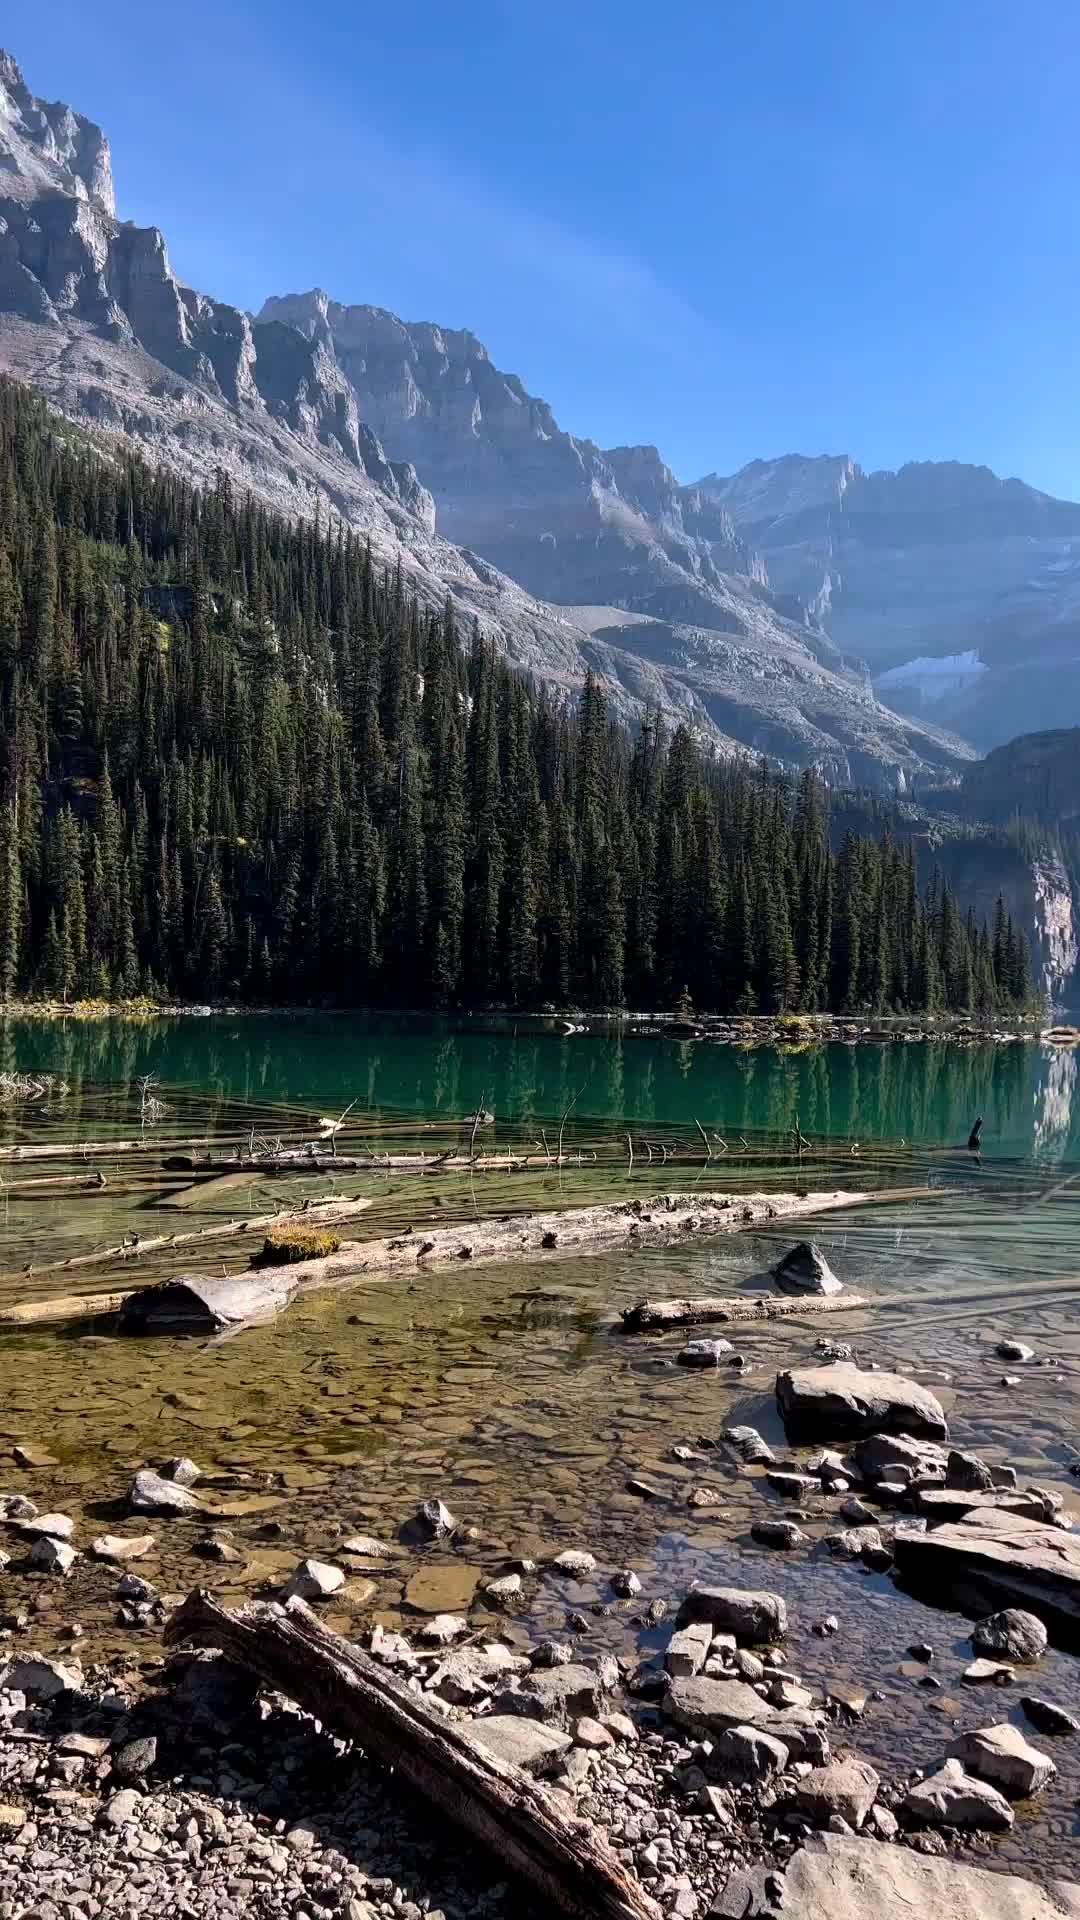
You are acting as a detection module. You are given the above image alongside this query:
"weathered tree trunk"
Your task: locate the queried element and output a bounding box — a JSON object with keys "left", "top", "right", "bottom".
{"left": 0, "top": 1196, "right": 373, "bottom": 1288}
{"left": 165, "top": 1592, "right": 661, "bottom": 1920}
{"left": 621, "top": 1291, "right": 867, "bottom": 1331}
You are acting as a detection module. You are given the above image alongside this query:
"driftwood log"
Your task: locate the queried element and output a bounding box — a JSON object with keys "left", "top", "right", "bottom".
{"left": 621, "top": 1291, "right": 868, "bottom": 1331}
{"left": 0, "top": 1196, "right": 373, "bottom": 1290}
{"left": 165, "top": 1592, "right": 661, "bottom": 1920}
{"left": 0, "top": 1189, "right": 874, "bottom": 1329}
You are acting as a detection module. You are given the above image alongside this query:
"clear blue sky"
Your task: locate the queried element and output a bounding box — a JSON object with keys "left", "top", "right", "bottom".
{"left": 9, "top": 0, "right": 1080, "bottom": 494}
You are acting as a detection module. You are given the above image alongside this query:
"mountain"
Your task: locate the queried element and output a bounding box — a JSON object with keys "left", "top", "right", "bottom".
{"left": 958, "top": 728, "right": 1080, "bottom": 829}
{"left": 0, "top": 49, "right": 970, "bottom": 789}
{"left": 698, "top": 455, "right": 1080, "bottom": 748}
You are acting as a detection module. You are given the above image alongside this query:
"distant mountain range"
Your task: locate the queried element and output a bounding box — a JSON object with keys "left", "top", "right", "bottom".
{"left": 0, "top": 48, "right": 1076, "bottom": 782}
{"left": 697, "top": 456, "right": 1080, "bottom": 746}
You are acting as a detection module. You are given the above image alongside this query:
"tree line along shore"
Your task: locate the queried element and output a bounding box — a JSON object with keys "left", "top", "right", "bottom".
{"left": 0, "top": 380, "right": 1039, "bottom": 1018}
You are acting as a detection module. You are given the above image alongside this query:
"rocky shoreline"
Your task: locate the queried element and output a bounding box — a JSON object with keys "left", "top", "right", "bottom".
{"left": 1, "top": 1332, "right": 1078, "bottom": 1919}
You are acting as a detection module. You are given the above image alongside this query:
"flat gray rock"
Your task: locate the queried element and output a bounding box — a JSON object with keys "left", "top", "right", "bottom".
{"left": 902, "top": 1757, "right": 1014, "bottom": 1831}
{"left": 777, "top": 1364, "right": 947, "bottom": 1442}
{"left": 468, "top": 1715, "right": 572, "bottom": 1776}
{"left": 779, "top": 1836, "right": 1080, "bottom": 1919}
{"left": 893, "top": 1519, "right": 1080, "bottom": 1640}
{"left": 519, "top": 1663, "right": 605, "bottom": 1722}
{"left": 947, "top": 1723, "right": 1056, "bottom": 1798}
{"left": 677, "top": 1585, "right": 787, "bottom": 1643}
{"left": 665, "top": 1674, "right": 824, "bottom": 1758}
{"left": 711, "top": 1724, "right": 789, "bottom": 1779}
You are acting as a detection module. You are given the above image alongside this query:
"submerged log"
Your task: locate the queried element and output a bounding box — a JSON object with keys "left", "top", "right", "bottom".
{"left": 165, "top": 1591, "right": 661, "bottom": 1920}
{"left": 621, "top": 1291, "right": 867, "bottom": 1332}
{"left": 0, "top": 1196, "right": 373, "bottom": 1288}
{"left": 0, "top": 1188, "right": 882, "bottom": 1331}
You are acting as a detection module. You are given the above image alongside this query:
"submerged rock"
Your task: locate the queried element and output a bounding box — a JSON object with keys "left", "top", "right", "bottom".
{"left": 678, "top": 1338, "right": 734, "bottom": 1366}
{"left": 773, "top": 1241, "right": 842, "bottom": 1296}
{"left": 752, "top": 1519, "right": 807, "bottom": 1550}
{"left": 119, "top": 1272, "right": 298, "bottom": 1334}
{"left": 1021, "top": 1696, "right": 1080, "bottom": 1735}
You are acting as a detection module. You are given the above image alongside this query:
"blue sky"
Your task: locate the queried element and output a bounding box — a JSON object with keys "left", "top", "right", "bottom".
{"left": 9, "top": 0, "right": 1080, "bottom": 493}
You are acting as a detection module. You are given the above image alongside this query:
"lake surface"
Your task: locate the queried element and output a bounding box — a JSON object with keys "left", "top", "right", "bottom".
{"left": 2, "top": 1010, "right": 1078, "bottom": 1159}
{"left": 0, "top": 1013, "right": 1078, "bottom": 1876}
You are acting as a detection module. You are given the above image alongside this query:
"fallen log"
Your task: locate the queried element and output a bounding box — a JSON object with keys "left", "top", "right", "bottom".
{"left": 164, "top": 1591, "right": 661, "bottom": 1920}
{"left": 620, "top": 1291, "right": 868, "bottom": 1331}
{"left": 0, "top": 1187, "right": 901, "bottom": 1330}
{"left": 163, "top": 1149, "right": 582, "bottom": 1175}
{"left": 0, "top": 1196, "right": 373, "bottom": 1298}
{"left": 0, "top": 1130, "right": 319, "bottom": 1164}
{"left": 243, "top": 1188, "right": 868, "bottom": 1294}
{"left": 119, "top": 1271, "right": 299, "bottom": 1335}
{"left": 0, "top": 1288, "right": 132, "bottom": 1324}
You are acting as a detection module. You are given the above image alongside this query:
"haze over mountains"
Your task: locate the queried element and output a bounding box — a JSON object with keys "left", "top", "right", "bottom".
{"left": 0, "top": 48, "right": 1076, "bottom": 783}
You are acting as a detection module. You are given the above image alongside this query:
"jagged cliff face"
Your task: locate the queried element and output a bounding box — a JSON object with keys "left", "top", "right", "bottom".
{"left": 258, "top": 290, "right": 779, "bottom": 633}
{"left": 698, "top": 455, "right": 1080, "bottom": 750}
{"left": 0, "top": 51, "right": 976, "bottom": 787}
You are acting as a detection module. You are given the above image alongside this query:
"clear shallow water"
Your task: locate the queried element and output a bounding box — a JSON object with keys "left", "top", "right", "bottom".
{"left": 0, "top": 1016, "right": 1076, "bottom": 1876}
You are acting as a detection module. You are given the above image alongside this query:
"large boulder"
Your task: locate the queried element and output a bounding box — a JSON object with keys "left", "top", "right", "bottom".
{"left": 902, "top": 1758, "right": 1013, "bottom": 1831}
{"left": 971, "top": 1608, "right": 1048, "bottom": 1663}
{"left": 774, "top": 1836, "right": 1080, "bottom": 1920}
{"left": 893, "top": 1520, "right": 1080, "bottom": 1642}
{"left": 776, "top": 1365, "right": 947, "bottom": 1442}
{"left": 677, "top": 1585, "right": 787, "bottom": 1644}
{"left": 773, "top": 1242, "right": 842, "bottom": 1296}
{"left": 947, "top": 1724, "right": 1056, "bottom": 1798}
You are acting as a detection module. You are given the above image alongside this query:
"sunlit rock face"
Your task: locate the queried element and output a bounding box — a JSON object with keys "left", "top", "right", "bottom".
{"left": 698, "top": 458, "right": 1080, "bottom": 750}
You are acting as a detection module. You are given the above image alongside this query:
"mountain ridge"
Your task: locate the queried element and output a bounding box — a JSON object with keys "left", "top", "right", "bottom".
{"left": 0, "top": 49, "right": 974, "bottom": 786}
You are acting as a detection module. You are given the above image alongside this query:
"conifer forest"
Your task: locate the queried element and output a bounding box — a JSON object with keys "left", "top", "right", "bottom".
{"left": 0, "top": 381, "right": 1037, "bottom": 1015}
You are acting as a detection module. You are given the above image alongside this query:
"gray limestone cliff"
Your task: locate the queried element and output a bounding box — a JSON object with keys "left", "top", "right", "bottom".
{"left": 698, "top": 455, "right": 1080, "bottom": 750}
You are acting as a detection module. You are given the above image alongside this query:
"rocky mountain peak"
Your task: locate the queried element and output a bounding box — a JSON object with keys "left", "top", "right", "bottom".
{"left": 0, "top": 49, "right": 115, "bottom": 217}
{"left": 0, "top": 47, "right": 978, "bottom": 792}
